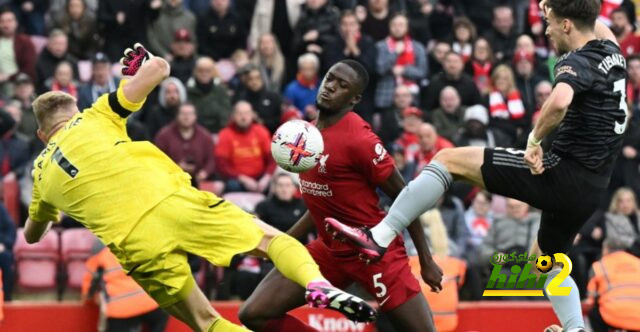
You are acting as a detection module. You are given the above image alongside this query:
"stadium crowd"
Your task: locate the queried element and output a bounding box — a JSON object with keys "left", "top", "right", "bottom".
{"left": 1, "top": 0, "right": 640, "bottom": 331}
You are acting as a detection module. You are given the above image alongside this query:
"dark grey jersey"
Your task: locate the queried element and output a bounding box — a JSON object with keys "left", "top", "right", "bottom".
{"left": 550, "top": 39, "right": 627, "bottom": 177}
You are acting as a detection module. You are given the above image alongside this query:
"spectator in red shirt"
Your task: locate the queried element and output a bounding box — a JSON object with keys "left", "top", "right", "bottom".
{"left": 394, "top": 106, "right": 423, "bottom": 163}
{"left": 464, "top": 38, "right": 494, "bottom": 96}
{"left": 379, "top": 85, "right": 414, "bottom": 146}
{"left": 628, "top": 55, "right": 640, "bottom": 112}
{"left": 513, "top": 49, "right": 545, "bottom": 117}
{"left": 47, "top": 61, "right": 78, "bottom": 98}
{"left": 515, "top": 35, "right": 551, "bottom": 81}
{"left": 215, "top": 101, "right": 275, "bottom": 193}
{"left": 528, "top": 0, "right": 544, "bottom": 36}
{"left": 599, "top": 0, "right": 625, "bottom": 27}
{"left": 155, "top": 102, "right": 216, "bottom": 188}
{"left": 415, "top": 123, "right": 454, "bottom": 172}
{"left": 611, "top": 8, "right": 640, "bottom": 56}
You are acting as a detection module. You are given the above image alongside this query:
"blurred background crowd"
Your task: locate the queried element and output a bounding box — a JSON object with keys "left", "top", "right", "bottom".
{"left": 0, "top": 0, "right": 640, "bottom": 331}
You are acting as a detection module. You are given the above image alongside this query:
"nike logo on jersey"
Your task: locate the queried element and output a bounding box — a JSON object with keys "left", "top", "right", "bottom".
{"left": 379, "top": 296, "right": 391, "bottom": 306}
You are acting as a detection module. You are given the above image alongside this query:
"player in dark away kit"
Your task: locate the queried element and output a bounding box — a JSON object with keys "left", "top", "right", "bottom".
{"left": 327, "top": 1, "right": 628, "bottom": 332}
{"left": 238, "top": 60, "right": 444, "bottom": 331}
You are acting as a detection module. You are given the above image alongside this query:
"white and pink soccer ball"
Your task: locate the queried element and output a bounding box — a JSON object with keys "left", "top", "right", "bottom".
{"left": 271, "top": 120, "right": 324, "bottom": 173}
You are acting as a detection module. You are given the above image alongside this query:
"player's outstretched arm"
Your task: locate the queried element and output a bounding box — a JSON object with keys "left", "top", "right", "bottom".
{"left": 380, "top": 168, "right": 443, "bottom": 292}
{"left": 525, "top": 82, "right": 573, "bottom": 174}
{"left": 122, "top": 56, "right": 170, "bottom": 104}
{"left": 26, "top": 175, "right": 58, "bottom": 244}
{"left": 24, "top": 218, "right": 52, "bottom": 244}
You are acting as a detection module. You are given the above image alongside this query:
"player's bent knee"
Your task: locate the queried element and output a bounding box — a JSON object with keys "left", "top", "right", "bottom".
{"left": 432, "top": 148, "right": 464, "bottom": 176}
{"left": 432, "top": 147, "right": 485, "bottom": 185}
{"left": 432, "top": 147, "right": 455, "bottom": 167}
{"left": 432, "top": 147, "right": 474, "bottom": 172}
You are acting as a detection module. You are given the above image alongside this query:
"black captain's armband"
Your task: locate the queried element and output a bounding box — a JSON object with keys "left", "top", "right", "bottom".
{"left": 52, "top": 147, "right": 79, "bottom": 178}
{"left": 108, "top": 92, "right": 132, "bottom": 118}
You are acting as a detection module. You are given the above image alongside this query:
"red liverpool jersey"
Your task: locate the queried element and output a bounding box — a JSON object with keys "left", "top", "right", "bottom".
{"left": 300, "top": 112, "right": 395, "bottom": 252}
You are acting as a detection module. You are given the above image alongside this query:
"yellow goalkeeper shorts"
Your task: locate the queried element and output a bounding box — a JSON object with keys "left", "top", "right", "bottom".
{"left": 109, "top": 185, "right": 264, "bottom": 307}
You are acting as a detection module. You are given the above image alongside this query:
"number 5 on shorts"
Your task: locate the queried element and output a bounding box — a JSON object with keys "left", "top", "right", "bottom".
{"left": 373, "top": 273, "right": 387, "bottom": 298}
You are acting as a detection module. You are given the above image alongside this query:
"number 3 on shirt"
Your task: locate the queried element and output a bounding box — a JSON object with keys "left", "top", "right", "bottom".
{"left": 373, "top": 273, "right": 387, "bottom": 298}
{"left": 613, "top": 78, "right": 629, "bottom": 134}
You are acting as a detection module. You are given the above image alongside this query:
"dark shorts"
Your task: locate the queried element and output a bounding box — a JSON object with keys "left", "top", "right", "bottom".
{"left": 480, "top": 148, "right": 606, "bottom": 254}
{"left": 306, "top": 238, "right": 421, "bottom": 312}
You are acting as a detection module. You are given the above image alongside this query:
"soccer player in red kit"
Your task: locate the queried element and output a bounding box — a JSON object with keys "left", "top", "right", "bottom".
{"left": 239, "top": 60, "right": 443, "bottom": 332}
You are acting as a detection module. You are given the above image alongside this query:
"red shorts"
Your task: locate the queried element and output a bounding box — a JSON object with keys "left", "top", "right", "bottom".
{"left": 306, "top": 238, "right": 421, "bottom": 312}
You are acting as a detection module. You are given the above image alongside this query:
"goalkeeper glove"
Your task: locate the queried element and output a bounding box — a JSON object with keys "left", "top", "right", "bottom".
{"left": 120, "top": 43, "right": 154, "bottom": 76}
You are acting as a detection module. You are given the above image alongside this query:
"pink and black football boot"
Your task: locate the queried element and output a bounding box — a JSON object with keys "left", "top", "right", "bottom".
{"left": 325, "top": 217, "right": 387, "bottom": 263}
{"left": 305, "top": 280, "right": 377, "bottom": 323}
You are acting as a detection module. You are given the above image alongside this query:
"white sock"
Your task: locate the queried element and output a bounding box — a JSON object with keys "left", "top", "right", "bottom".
{"left": 371, "top": 161, "right": 453, "bottom": 247}
{"left": 370, "top": 221, "right": 398, "bottom": 248}
{"left": 544, "top": 269, "right": 585, "bottom": 330}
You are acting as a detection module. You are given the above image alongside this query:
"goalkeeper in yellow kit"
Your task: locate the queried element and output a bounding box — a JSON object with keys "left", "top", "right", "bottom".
{"left": 23, "top": 44, "right": 376, "bottom": 332}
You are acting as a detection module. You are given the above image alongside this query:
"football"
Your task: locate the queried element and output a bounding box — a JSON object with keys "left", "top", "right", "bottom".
{"left": 536, "top": 255, "right": 554, "bottom": 273}
{"left": 271, "top": 120, "right": 324, "bottom": 173}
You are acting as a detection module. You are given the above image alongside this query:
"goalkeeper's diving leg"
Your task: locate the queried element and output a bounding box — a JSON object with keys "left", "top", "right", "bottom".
{"left": 160, "top": 218, "right": 376, "bottom": 332}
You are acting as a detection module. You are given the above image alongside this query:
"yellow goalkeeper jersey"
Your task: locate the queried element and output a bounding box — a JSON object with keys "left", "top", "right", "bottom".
{"left": 29, "top": 83, "right": 191, "bottom": 246}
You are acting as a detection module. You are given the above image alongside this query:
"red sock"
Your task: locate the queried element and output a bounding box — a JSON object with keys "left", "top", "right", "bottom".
{"left": 262, "top": 314, "right": 318, "bottom": 332}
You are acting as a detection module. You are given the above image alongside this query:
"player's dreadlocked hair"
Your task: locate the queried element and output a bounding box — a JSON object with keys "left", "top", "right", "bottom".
{"left": 339, "top": 59, "right": 369, "bottom": 93}
{"left": 546, "top": 0, "right": 600, "bottom": 31}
